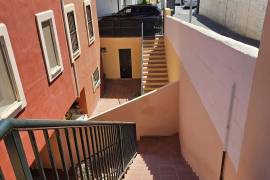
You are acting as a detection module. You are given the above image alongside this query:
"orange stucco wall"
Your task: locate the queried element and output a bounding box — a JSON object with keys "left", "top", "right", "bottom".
{"left": 92, "top": 82, "right": 179, "bottom": 139}
{"left": 63, "top": 0, "right": 101, "bottom": 116}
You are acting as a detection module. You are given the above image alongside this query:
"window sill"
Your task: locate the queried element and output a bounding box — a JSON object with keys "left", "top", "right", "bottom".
{"left": 72, "top": 49, "right": 81, "bottom": 63}
{"left": 49, "top": 65, "right": 63, "bottom": 82}
{"left": 88, "top": 37, "right": 95, "bottom": 46}
{"left": 0, "top": 101, "right": 25, "bottom": 119}
{"left": 92, "top": 80, "right": 101, "bottom": 93}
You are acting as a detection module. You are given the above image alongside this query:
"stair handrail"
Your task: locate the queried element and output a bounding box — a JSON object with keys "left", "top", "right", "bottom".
{"left": 0, "top": 119, "right": 137, "bottom": 180}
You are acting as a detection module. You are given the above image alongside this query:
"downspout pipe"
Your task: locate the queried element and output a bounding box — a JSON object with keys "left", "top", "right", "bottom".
{"left": 59, "top": 0, "right": 80, "bottom": 97}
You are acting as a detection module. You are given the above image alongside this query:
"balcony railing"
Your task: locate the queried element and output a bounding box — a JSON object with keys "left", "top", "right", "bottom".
{"left": 99, "top": 17, "right": 163, "bottom": 37}
{"left": 0, "top": 119, "right": 137, "bottom": 180}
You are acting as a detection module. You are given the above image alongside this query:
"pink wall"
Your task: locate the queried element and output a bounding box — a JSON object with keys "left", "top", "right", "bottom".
{"left": 165, "top": 16, "right": 257, "bottom": 170}
{"left": 92, "top": 82, "right": 179, "bottom": 139}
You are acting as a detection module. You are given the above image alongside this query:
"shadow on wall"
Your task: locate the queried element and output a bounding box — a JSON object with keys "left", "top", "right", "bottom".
{"left": 91, "top": 81, "right": 180, "bottom": 139}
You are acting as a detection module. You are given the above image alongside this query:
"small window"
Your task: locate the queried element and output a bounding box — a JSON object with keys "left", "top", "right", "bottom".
{"left": 84, "top": 0, "right": 95, "bottom": 45}
{"left": 91, "top": 67, "right": 100, "bottom": 92}
{"left": 36, "top": 10, "right": 64, "bottom": 83}
{"left": 64, "top": 4, "right": 81, "bottom": 62}
{"left": 0, "top": 24, "right": 26, "bottom": 119}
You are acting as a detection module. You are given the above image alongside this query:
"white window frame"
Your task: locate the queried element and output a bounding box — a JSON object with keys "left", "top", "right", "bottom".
{"left": 91, "top": 66, "right": 101, "bottom": 92}
{"left": 0, "top": 24, "right": 27, "bottom": 119}
{"left": 84, "top": 0, "right": 95, "bottom": 45}
{"left": 64, "top": 4, "right": 81, "bottom": 63}
{"left": 36, "top": 10, "right": 64, "bottom": 83}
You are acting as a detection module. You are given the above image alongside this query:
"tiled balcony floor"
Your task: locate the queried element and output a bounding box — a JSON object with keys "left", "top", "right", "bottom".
{"left": 91, "top": 79, "right": 141, "bottom": 117}
{"left": 123, "top": 135, "right": 199, "bottom": 180}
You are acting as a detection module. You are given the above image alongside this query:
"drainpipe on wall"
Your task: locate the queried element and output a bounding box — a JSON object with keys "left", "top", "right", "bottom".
{"left": 59, "top": 0, "right": 80, "bottom": 98}
{"left": 219, "top": 83, "right": 236, "bottom": 180}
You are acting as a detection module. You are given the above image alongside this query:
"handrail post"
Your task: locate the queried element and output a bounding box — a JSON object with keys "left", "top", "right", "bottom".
{"left": 4, "top": 131, "right": 33, "bottom": 180}
{"left": 118, "top": 125, "right": 125, "bottom": 172}
{"left": 141, "top": 20, "right": 144, "bottom": 95}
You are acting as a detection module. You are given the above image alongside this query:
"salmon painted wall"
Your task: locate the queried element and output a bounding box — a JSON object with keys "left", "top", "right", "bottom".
{"left": 100, "top": 37, "right": 142, "bottom": 79}
{"left": 222, "top": 1, "right": 270, "bottom": 179}
{"left": 92, "top": 82, "right": 179, "bottom": 139}
{"left": 165, "top": 14, "right": 270, "bottom": 180}
{"left": 63, "top": 0, "right": 101, "bottom": 115}
{"left": 0, "top": 0, "right": 77, "bottom": 178}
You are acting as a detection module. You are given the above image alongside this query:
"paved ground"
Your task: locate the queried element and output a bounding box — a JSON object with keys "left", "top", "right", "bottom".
{"left": 123, "top": 135, "right": 199, "bottom": 180}
{"left": 91, "top": 79, "right": 141, "bottom": 117}
{"left": 173, "top": 6, "right": 260, "bottom": 47}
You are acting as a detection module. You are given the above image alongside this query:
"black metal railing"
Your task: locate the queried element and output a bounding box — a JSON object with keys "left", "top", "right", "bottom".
{"left": 99, "top": 17, "right": 163, "bottom": 37}
{"left": 0, "top": 119, "right": 137, "bottom": 180}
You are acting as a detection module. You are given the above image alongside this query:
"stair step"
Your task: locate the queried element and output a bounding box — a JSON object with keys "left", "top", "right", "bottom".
{"left": 143, "top": 47, "right": 164, "bottom": 50}
{"left": 143, "top": 67, "right": 167, "bottom": 71}
{"left": 143, "top": 82, "right": 168, "bottom": 86}
{"left": 143, "top": 52, "right": 165, "bottom": 56}
{"left": 143, "top": 72, "right": 168, "bottom": 76}
{"left": 143, "top": 77, "right": 168, "bottom": 81}
{"left": 143, "top": 87, "right": 158, "bottom": 91}
{"left": 143, "top": 49, "right": 165, "bottom": 54}
{"left": 143, "top": 44, "right": 164, "bottom": 48}
{"left": 143, "top": 63, "right": 167, "bottom": 67}
{"left": 143, "top": 54, "right": 166, "bottom": 60}
{"left": 143, "top": 59, "right": 166, "bottom": 63}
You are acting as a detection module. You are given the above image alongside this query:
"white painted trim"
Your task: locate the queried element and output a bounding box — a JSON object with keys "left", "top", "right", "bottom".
{"left": 0, "top": 23, "right": 27, "bottom": 119}
{"left": 64, "top": 4, "right": 81, "bottom": 63}
{"left": 36, "top": 10, "right": 64, "bottom": 83}
{"left": 84, "top": 0, "right": 96, "bottom": 46}
{"left": 91, "top": 66, "right": 101, "bottom": 93}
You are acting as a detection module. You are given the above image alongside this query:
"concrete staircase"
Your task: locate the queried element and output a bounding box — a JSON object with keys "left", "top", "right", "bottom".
{"left": 142, "top": 36, "right": 169, "bottom": 94}
{"left": 122, "top": 136, "right": 199, "bottom": 180}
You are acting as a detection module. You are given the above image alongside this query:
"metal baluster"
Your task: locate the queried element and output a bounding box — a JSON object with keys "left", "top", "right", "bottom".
{"left": 55, "top": 129, "right": 69, "bottom": 180}
{"left": 84, "top": 127, "right": 95, "bottom": 180}
{"left": 72, "top": 128, "right": 83, "bottom": 179}
{"left": 89, "top": 126, "right": 101, "bottom": 180}
{"left": 111, "top": 126, "right": 118, "bottom": 179}
{"left": 100, "top": 126, "right": 110, "bottom": 180}
{"left": 79, "top": 128, "right": 90, "bottom": 180}
{"left": 104, "top": 126, "right": 113, "bottom": 180}
{"left": 118, "top": 125, "right": 125, "bottom": 175}
{"left": 94, "top": 126, "right": 104, "bottom": 179}
{"left": 95, "top": 126, "right": 105, "bottom": 179}
{"left": 28, "top": 130, "right": 46, "bottom": 180}
{"left": 64, "top": 129, "right": 77, "bottom": 180}
{"left": 4, "top": 131, "right": 33, "bottom": 180}
{"left": 43, "top": 130, "right": 59, "bottom": 180}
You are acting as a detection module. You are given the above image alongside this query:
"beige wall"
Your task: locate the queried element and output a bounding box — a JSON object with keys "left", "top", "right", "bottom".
{"left": 164, "top": 15, "right": 259, "bottom": 179}
{"left": 165, "top": 38, "right": 180, "bottom": 82}
{"left": 200, "top": 0, "right": 267, "bottom": 40}
{"left": 222, "top": 1, "right": 270, "bottom": 180}
{"left": 92, "top": 82, "right": 179, "bottom": 139}
{"left": 100, "top": 37, "right": 141, "bottom": 79}
{"left": 179, "top": 64, "right": 224, "bottom": 180}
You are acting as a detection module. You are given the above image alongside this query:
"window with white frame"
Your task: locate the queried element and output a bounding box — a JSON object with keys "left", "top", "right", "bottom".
{"left": 84, "top": 0, "right": 95, "bottom": 45}
{"left": 64, "top": 4, "right": 81, "bottom": 62}
{"left": 36, "top": 10, "right": 64, "bottom": 83}
{"left": 0, "top": 23, "right": 26, "bottom": 119}
{"left": 91, "top": 67, "right": 100, "bottom": 92}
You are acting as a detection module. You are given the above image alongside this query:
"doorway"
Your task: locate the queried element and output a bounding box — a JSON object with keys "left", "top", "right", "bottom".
{"left": 119, "top": 49, "right": 132, "bottom": 79}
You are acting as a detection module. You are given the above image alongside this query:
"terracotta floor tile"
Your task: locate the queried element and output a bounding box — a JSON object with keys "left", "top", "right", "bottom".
{"left": 123, "top": 134, "right": 198, "bottom": 180}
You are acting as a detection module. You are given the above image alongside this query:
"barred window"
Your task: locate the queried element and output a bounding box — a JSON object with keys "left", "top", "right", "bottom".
{"left": 64, "top": 4, "right": 81, "bottom": 62}
{"left": 0, "top": 24, "right": 26, "bottom": 119}
{"left": 84, "top": 0, "right": 95, "bottom": 45}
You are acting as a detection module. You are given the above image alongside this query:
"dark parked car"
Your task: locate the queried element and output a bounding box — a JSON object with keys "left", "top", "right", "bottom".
{"left": 101, "top": 4, "right": 162, "bottom": 20}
